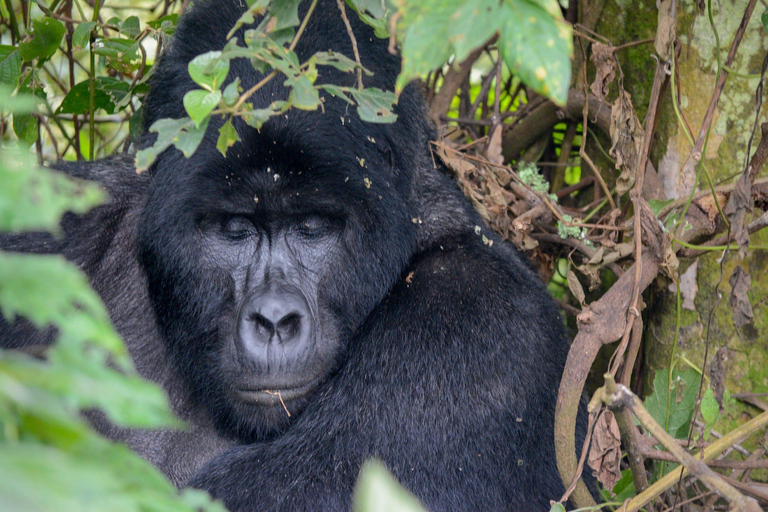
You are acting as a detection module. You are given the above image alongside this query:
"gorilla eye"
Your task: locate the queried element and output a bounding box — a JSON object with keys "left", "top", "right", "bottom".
{"left": 296, "top": 216, "right": 332, "bottom": 239}
{"left": 221, "top": 215, "right": 256, "bottom": 240}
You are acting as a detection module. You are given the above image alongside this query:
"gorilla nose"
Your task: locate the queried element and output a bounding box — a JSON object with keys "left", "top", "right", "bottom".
{"left": 237, "top": 288, "right": 313, "bottom": 356}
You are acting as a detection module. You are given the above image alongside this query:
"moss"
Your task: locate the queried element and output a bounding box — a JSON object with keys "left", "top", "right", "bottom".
{"left": 596, "top": 0, "right": 659, "bottom": 119}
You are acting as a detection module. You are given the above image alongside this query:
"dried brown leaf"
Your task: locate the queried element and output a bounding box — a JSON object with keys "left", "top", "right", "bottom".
{"left": 654, "top": 0, "right": 676, "bottom": 61}
{"left": 724, "top": 175, "right": 752, "bottom": 259}
{"left": 729, "top": 265, "right": 754, "bottom": 329}
{"left": 695, "top": 192, "right": 727, "bottom": 226}
{"left": 511, "top": 231, "right": 539, "bottom": 251}
{"left": 676, "top": 260, "right": 698, "bottom": 311}
{"left": 587, "top": 410, "right": 622, "bottom": 492}
{"left": 567, "top": 267, "right": 586, "bottom": 307}
{"left": 587, "top": 246, "right": 605, "bottom": 265}
{"left": 436, "top": 145, "right": 476, "bottom": 177}
{"left": 708, "top": 347, "right": 729, "bottom": 409}
{"left": 589, "top": 43, "right": 617, "bottom": 101}
{"left": 609, "top": 90, "right": 645, "bottom": 195}
{"left": 487, "top": 124, "right": 504, "bottom": 166}
{"left": 615, "top": 241, "right": 635, "bottom": 258}
{"left": 659, "top": 235, "right": 680, "bottom": 282}
{"left": 601, "top": 250, "right": 622, "bottom": 265}
{"left": 577, "top": 262, "right": 602, "bottom": 290}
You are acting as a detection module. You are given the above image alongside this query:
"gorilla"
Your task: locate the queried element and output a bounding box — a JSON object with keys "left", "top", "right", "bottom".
{"left": 1, "top": 0, "right": 586, "bottom": 510}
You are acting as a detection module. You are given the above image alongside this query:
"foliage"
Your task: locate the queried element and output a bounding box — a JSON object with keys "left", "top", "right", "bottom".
{"left": 0, "top": 95, "right": 224, "bottom": 510}
{"left": 352, "top": 460, "right": 428, "bottom": 512}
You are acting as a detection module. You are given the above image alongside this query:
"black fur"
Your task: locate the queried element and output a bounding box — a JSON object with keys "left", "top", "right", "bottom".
{"left": 1, "top": 0, "right": 585, "bottom": 509}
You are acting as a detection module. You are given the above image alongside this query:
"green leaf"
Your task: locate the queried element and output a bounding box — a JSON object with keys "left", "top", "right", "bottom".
{"left": 57, "top": 78, "right": 130, "bottom": 115}
{"left": 347, "top": 0, "right": 388, "bottom": 19}
{"left": 0, "top": 46, "right": 22, "bottom": 87}
{"left": 147, "top": 13, "right": 179, "bottom": 30}
{"left": 700, "top": 388, "right": 719, "bottom": 425}
{"left": 285, "top": 75, "right": 321, "bottom": 110}
{"left": 1, "top": 349, "right": 179, "bottom": 429}
{"left": 320, "top": 84, "right": 354, "bottom": 104}
{"left": 0, "top": 442, "right": 131, "bottom": 512}
{"left": 0, "top": 149, "right": 105, "bottom": 233}
{"left": 0, "top": 439, "right": 224, "bottom": 512}
{"left": 644, "top": 368, "right": 701, "bottom": 438}
{"left": 217, "top": 118, "right": 241, "bottom": 156}
{"left": 18, "top": 17, "right": 66, "bottom": 63}
{"left": 183, "top": 89, "right": 222, "bottom": 127}
{"left": 548, "top": 504, "right": 567, "bottom": 512}
{"left": 18, "top": 67, "right": 46, "bottom": 100}
{"left": 0, "top": 253, "right": 120, "bottom": 354}
{"left": 91, "top": 38, "right": 142, "bottom": 74}
{"left": 129, "top": 106, "right": 144, "bottom": 140}
{"left": 241, "top": 101, "right": 285, "bottom": 129}
{"left": 353, "top": 459, "right": 428, "bottom": 512}
{"left": 174, "top": 117, "right": 210, "bottom": 157}
{"left": 347, "top": 0, "right": 392, "bottom": 37}
{"left": 147, "top": 13, "right": 179, "bottom": 35}
{"left": 762, "top": 8, "right": 768, "bottom": 35}
{"left": 313, "top": 51, "right": 371, "bottom": 74}
{"left": 72, "top": 21, "right": 96, "bottom": 50}
{"left": 135, "top": 118, "right": 188, "bottom": 171}
{"left": 447, "top": 0, "right": 500, "bottom": 62}
{"left": 609, "top": 468, "right": 636, "bottom": 502}
{"left": 395, "top": 0, "right": 461, "bottom": 92}
{"left": 498, "top": 0, "right": 573, "bottom": 105}
{"left": 135, "top": 117, "right": 210, "bottom": 171}
{"left": 222, "top": 77, "right": 241, "bottom": 106}
{"left": 227, "top": 0, "right": 270, "bottom": 38}
{"left": 649, "top": 198, "right": 674, "bottom": 217}
{"left": 0, "top": 88, "right": 40, "bottom": 114}
{"left": 269, "top": 0, "right": 302, "bottom": 31}
{"left": 12, "top": 114, "right": 37, "bottom": 147}
{"left": 188, "top": 51, "right": 230, "bottom": 91}
{"left": 118, "top": 16, "right": 141, "bottom": 38}
{"left": 349, "top": 87, "right": 398, "bottom": 123}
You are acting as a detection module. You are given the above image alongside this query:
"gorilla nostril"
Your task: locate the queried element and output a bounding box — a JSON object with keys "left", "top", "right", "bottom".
{"left": 276, "top": 313, "right": 302, "bottom": 342}
{"left": 250, "top": 313, "right": 275, "bottom": 339}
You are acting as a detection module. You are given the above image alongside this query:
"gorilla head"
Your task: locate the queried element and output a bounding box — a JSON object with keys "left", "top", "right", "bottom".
{"left": 137, "top": 2, "right": 432, "bottom": 442}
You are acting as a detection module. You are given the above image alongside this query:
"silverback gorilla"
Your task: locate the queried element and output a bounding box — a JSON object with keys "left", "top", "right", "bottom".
{"left": 0, "top": 0, "right": 587, "bottom": 510}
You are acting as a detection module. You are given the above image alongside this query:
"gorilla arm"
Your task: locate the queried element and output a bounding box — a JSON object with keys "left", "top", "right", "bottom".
{"left": 190, "top": 234, "right": 571, "bottom": 512}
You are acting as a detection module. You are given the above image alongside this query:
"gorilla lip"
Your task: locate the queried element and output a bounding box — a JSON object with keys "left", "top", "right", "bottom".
{"left": 235, "top": 380, "right": 318, "bottom": 407}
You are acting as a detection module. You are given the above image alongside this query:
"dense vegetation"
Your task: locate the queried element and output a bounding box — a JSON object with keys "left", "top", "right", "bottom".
{"left": 2, "top": 0, "right": 768, "bottom": 511}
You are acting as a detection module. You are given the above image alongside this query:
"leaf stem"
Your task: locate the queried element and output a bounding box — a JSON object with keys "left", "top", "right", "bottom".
{"left": 89, "top": 0, "right": 102, "bottom": 160}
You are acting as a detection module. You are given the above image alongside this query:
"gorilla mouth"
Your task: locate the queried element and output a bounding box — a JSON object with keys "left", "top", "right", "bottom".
{"left": 235, "top": 380, "right": 319, "bottom": 407}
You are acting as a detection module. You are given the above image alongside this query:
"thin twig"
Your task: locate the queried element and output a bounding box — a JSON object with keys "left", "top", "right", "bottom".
{"left": 335, "top": 0, "right": 363, "bottom": 90}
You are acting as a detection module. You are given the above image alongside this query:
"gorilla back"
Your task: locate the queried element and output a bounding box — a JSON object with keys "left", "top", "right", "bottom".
{"left": 2, "top": 0, "right": 582, "bottom": 510}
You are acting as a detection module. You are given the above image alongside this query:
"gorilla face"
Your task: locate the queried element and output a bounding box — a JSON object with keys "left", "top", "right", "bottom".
{"left": 198, "top": 196, "right": 345, "bottom": 437}
{"left": 138, "top": 114, "right": 420, "bottom": 442}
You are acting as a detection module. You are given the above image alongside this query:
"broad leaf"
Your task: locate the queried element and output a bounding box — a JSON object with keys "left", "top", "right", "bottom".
{"left": 189, "top": 51, "right": 230, "bottom": 91}
{"left": 0, "top": 46, "right": 22, "bottom": 87}
{"left": 0, "top": 152, "right": 105, "bottom": 232}
{"left": 19, "top": 17, "right": 66, "bottom": 63}
{"left": 184, "top": 89, "right": 222, "bottom": 127}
